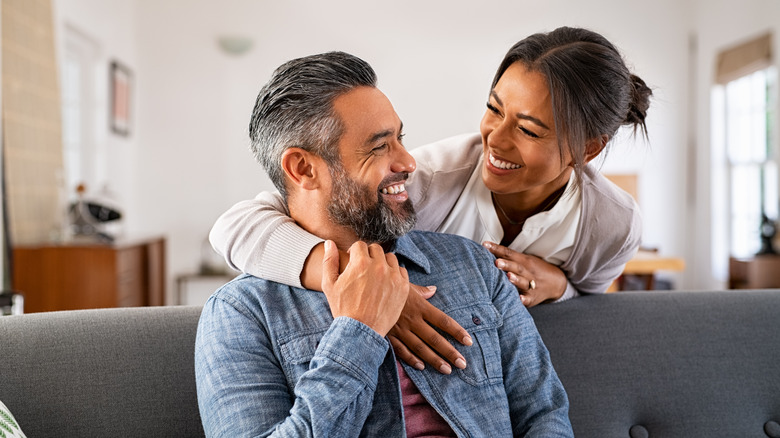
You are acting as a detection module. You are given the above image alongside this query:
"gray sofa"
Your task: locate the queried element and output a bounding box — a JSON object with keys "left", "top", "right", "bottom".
{"left": 1, "top": 290, "right": 779, "bottom": 437}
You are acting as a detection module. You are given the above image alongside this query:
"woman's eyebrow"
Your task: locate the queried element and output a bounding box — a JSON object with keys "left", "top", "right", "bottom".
{"left": 490, "top": 90, "right": 550, "bottom": 130}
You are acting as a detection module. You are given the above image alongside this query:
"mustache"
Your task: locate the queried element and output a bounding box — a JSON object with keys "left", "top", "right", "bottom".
{"left": 377, "top": 172, "right": 409, "bottom": 190}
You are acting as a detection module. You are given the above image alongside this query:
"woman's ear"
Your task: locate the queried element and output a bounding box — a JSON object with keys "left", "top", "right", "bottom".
{"left": 281, "top": 148, "right": 323, "bottom": 191}
{"left": 584, "top": 135, "right": 609, "bottom": 164}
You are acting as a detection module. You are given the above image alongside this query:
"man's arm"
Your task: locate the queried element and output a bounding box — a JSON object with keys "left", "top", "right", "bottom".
{"left": 195, "top": 241, "right": 409, "bottom": 437}
{"left": 195, "top": 296, "right": 390, "bottom": 437}
{"left": 487, "top": 261, "right": 574, "bottom": 436}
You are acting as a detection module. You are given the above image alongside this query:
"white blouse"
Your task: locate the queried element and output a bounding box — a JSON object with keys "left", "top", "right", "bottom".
{"left": 437, "top": 156, "right": 581, "bottom": 268}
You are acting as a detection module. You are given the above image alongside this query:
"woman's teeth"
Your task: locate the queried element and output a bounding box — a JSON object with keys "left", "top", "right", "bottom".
{"left": 381, "top": 183, "right": 406, "bottom": 195}
{"left": 489, "top": 153, "right": 521, "bottom": 170}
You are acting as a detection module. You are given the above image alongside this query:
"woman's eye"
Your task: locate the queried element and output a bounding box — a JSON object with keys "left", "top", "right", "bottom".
{"left": 486, "top": 102, "right": 501, "bottom": 115}
{"left": 520, "top": 127, "right": 539, "bottom": 138}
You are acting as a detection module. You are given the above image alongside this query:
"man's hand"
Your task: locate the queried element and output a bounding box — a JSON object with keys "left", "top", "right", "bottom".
{"left": 483, "top": 241, "right": 567, "bottom": 307}
{"left": 321, "top": 240, "right": 409, "bottom": 337}
{"left": 388, "top": 287, "right": 473, "bottom": 374}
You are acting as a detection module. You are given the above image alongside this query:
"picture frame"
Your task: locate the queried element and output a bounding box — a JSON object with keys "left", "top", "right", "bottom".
{"left": 110, "top": 60, "right": 132, "bottom": 136}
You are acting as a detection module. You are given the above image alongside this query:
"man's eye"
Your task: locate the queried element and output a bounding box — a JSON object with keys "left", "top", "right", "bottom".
{"left": 372, "top": 144, "right": 388, "bottom": 153}
{"left": 397, "top": 133, "right": 406, "bottom": 143}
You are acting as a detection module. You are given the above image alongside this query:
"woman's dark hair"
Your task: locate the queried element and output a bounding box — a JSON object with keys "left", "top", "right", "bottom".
{"left": 492, "top": 26, "right": 652, "bottom": 184}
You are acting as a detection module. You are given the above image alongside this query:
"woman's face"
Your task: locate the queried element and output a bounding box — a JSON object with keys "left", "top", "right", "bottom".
{"left": 479, "top": 62, "right": 572, "bottom": 197}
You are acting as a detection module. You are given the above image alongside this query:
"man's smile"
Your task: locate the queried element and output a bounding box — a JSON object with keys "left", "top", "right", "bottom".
{"left": 380, "top": 182, "right": 406, "bottom": 195}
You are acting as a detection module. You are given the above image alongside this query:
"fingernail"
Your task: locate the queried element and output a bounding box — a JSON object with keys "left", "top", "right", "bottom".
{"left": 324, "top": 240, "right": 333, "bottom": 251}
{"left": 427, "top": 286, "right": 437, "bottom": 292}
{"left": 455, "top": 358, "right": 467, "bottom": 369}
{"left": 507, "top": 272, "right": 516, "bottom": 282}
{"left": 414, "top": 362, "right": 425, "bottom": 371}
{"left": 439, "top": 363, "right": 452, "bottom": 374}
{"left": 497, "top": 260, "right": 505, "bottom": 269}
{"left": 462, "top": 335, "right": 473, "bottom": 346}
{"left": 482, "top": 241, "right": 493, "bottom": 249}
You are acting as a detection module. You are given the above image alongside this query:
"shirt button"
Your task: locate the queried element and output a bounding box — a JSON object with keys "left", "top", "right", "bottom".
{"left": 472, "top": 315, "right": 481, "bottom": 325}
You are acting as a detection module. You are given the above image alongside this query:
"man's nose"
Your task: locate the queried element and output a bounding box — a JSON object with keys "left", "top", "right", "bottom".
{"left": 390, "top": 145, "right": 416, "bottom": 174}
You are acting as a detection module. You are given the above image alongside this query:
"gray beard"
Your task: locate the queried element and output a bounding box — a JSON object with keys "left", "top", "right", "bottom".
{"left": 326, "top": 168, "right": 416, "bottom": 245}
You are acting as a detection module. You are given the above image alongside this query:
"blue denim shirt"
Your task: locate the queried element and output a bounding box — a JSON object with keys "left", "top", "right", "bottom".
{"left": 195, "top": 231, "right": 572, "bottom": 437}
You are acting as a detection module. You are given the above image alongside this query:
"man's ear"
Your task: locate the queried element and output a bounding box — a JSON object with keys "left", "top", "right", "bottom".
{"left": 281, "top": 148, "right": 323, "bottom": 191}
{"left": 584, "top": 135, "right": 609, "bottom": 164}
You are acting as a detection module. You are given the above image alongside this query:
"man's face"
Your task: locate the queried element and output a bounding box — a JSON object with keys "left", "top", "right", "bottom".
{"left": 325, "top": 86, "right": 417, "bottom": 244}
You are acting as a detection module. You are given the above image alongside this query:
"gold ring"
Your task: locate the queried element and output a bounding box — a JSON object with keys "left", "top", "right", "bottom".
{"left": 529, "top": 280, "right": 536, "bottom": 290}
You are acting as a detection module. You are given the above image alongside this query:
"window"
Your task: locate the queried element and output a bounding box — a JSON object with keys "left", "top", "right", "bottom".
{"left": 712, "top": 66, "right": 778, "bottom": 263}
{"left": 61, "top": 26, "right": 100, "bottom": 197}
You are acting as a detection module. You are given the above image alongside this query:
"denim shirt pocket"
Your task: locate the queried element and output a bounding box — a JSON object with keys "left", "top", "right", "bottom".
{"left": 278, "top": 329, "right": 327, "bottom": 389}
{"left": 447, "top": 303, "right": 503, "bottom": 386}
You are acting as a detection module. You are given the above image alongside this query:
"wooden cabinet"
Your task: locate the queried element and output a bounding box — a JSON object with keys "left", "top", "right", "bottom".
{"left": 729, "top": 255, "right": 780, "bottom": 289}
{"left": 12, "top": 237, "right": 166, "bottom": 313}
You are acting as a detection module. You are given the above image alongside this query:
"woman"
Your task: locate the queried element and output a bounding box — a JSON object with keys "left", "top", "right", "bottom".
{"left": 210, "top": 26, "right": 651, "bottom": 371}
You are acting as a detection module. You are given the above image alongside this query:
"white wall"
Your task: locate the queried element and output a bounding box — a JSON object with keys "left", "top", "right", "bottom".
{"left": 54, "top": 0, "right": 138, "bottom": 215}
{"left": 49, "top": 0, "right": 776, "bottom": 299}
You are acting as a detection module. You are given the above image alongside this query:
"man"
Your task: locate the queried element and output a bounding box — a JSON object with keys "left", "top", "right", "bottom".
{"left": 195, "top": 51, "right": 573, "bottom": 437}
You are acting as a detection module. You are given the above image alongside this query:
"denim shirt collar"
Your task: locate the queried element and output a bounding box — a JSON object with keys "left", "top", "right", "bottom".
{"left": 391, "top": 234, "right": 432, "bottom": 275}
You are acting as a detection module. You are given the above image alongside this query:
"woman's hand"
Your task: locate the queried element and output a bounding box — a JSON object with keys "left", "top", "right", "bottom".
{"left": 307, "top": 241, "right": 473, "bottom": 373}
{"left": 482, "top": 241, "right": 567, "bottom": 307}
{"left": 388, "top": 284, "right": 473, "bottom": 374}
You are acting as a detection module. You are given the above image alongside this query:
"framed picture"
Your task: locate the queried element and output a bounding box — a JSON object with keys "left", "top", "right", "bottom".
{"left": 110, "top": 61, "right": 132, "bottom": 136}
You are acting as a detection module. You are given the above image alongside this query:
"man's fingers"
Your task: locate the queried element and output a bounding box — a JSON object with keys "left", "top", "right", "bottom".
{"left": 321, "top": 240, "right": 340, "bottom": 291}
{"left": 367, "top": 242, "right": 385, "bottom": 259}
{"left": 412, "top": 283, "right": 437, "bottom": 299}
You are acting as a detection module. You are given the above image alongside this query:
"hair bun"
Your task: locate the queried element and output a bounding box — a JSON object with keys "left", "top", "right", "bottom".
{"left": 625, "top": 74, "right": 652, "bottom": 133}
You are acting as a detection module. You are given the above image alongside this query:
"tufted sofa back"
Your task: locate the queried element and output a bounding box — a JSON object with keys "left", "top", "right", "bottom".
{"left": 530, "top": 290, "right": 780, "bottom": 437}
{"left": 1, "top": 291, "right": 778, "bottom": 437}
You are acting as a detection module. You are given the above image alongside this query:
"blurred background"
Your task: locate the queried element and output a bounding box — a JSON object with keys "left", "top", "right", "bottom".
{"left": 2, "top": 0, "right": 779, "bottom": 308}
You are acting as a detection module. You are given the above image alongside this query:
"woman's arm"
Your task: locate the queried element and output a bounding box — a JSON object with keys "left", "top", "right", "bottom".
{"left": 209, "top": 133, "right": 484, "bottom": 286}
{"left": 209, "top": 191, "right": 323, "bottom": 288}
{"left": 209, "top": 192, "right": 474, "bottom": 373}
{"left": 207, "top": 134, "right": 485, "bottom": 372}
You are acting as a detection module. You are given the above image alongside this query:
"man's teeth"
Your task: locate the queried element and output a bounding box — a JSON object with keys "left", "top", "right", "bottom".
{"left": 381, "top": 183, "right": 406, "bottom": 195}
{"left": 489, "top": 154, "right": 521, "bottom": 170}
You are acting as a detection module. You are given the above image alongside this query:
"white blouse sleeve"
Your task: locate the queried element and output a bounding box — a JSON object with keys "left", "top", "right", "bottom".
{"left": 209, "top": 191, "right": 323, "bottom": 288}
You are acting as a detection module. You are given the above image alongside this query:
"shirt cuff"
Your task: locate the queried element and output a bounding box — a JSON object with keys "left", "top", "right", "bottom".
{"left": 315, "top": 317, "right": 390, "bottom": 387}
{"left": 554, "top": 281, "right": 580, "bottom": 303}
{"left": 256, "top": 220, "right": 325, "bottom": 289}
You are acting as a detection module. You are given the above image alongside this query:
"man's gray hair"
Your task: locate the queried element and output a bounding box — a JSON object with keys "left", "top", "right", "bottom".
{"left": 248, "top": 51, "right": 378, "bottom": 200}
